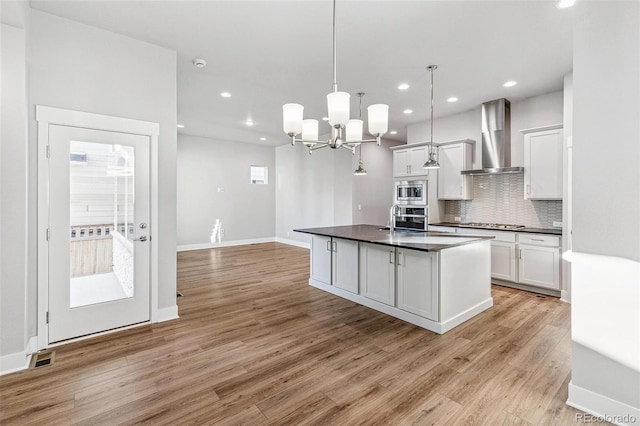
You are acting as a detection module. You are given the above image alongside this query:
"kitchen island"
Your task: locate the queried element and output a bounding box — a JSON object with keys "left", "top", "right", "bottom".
{"left": 294, "top": 225, "right": 494, "bottom": 334}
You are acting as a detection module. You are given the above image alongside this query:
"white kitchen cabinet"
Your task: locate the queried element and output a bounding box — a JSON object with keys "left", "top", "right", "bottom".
{"left": 491, "top": 241, "right": 517, "bottom": 282}
{"left": 522, "top": 124, "right": 563, "bottom": 200}
{"left": 332, "top": 238, "right": 359, "bottom": 294}
{"left": 359, "top": 242, "right": 395, "bottom": 306}
{"left": 437, "top": 141, "right": 474, "bottom": 200}
{"left": 397, "top": 249, "right": 439, "bottom": 320}
{"left": 310, "top": 235, "right": 332, "bottom": 286}
{"left": 517, "top": 233, "right": 560, "bottom": 290}
{"left": 391, "top": 144, "right": 428, "bottom": 177}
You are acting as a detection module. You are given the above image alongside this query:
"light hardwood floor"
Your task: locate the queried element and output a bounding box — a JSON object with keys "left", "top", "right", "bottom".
{"left": 1, "top": 242, "right": 594, "bottom": 425}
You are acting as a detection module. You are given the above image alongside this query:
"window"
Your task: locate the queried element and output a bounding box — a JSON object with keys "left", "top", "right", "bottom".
{"left": 250, "top": 165, "right": 268, "bottom": 184}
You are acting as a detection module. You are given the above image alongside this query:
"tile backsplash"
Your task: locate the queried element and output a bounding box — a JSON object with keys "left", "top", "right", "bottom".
{"left": 443, "top": 174, "right": 562, "bottom": 228}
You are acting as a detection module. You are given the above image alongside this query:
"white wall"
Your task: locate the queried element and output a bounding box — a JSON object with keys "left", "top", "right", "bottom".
{"left": 1, "top": 10, "right": 178, "bottom": 359}
{"left": 568, "top": 0, "right": 640, "bottom": 421}
{"left": 275, "top": 144, "right": 353, "bottom": 245}
{"left": 407, "top": 91, "right": 564, "bottom": 224}
{"left": 177, "top": 135, "right": 275, "bottom": 247}
{"left": 351, "top": 139, "right": 402, "bottom": 226}
{"left": 1, "top": 21, "right": 30, "bottom": 366}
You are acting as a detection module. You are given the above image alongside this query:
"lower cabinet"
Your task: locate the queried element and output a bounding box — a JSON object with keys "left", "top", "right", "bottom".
{"left": 359, "top": 242, "right": 395, "bottom": 306}
{"left": 311, "top": 236, "right": 359, "bottom": 293}
{"left": 332, "top": 238, "right": 359, "bottom": 293}
{"left": 518, "top": 244, "right": 560, "bottom": 289}
{"left": 359, "top": 242, "right": 438, "bottom": 320}
{"left": 490, "top": 241, "right": 517, "bottom": 282}
{"left": 310, "top": 236, "right": 332, "bottom": 286}
{"left": 397, "top": 249, "right": 438, "bottom": 320}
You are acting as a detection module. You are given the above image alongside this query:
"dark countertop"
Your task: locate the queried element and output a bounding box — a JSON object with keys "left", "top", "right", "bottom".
{"left": 294, "top": 224, "right": 494, "bottom": 252}
{"left": 430, "top": 222, "right": 563, "bottom": 236}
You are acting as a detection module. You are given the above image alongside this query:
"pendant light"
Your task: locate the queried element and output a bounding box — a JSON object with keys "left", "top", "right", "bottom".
{"left": 423, "top": 65, "right": 440, "bottom": 169}
{"left": 282, "top": 0, "right": 389, "bottom": 155}
{"left": 353, "top": 93, "right": 367, "bottom": 176}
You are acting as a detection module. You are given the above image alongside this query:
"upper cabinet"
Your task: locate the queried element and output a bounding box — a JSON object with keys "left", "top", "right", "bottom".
{"left": 521, "top": 125, "right": 563, "bottom": 200}
{"left": 437, "top": 140, "right": 474, "bottom": 200}
{"left": 391, "top": 143, "right": 428, "bottom": 177}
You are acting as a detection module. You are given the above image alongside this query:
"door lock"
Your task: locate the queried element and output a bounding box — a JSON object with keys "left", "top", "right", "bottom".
{"left": 139, "top": 223, "right": 147, "bottom": 229}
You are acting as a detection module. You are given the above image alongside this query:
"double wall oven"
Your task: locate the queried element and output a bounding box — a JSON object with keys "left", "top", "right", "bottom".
{"left": 393, "top": 179, "right": 428, "bottom": 231}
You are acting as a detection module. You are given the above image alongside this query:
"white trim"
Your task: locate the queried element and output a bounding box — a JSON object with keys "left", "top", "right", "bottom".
{"left": 155, "top": 305, "right": 179, "bottom": 323}
{"left": 275, "top": 237, "right": 310, "bottom": 249}
{"left": 36, "top": 105, "right": 160, "bottom": 350}
{"left": 0, "top": 335, "right": 37, "bottom": 376}
{"left": 36, "top": 105, "right": 159, "bottom": 136}
{"left": 561, "top": 289, "right": 571, "bottom": 303}
{"left": 567, "top": 382, "right": 640, "bottom": 426}
{"left": 520, "top": 123, "right": 564, "bottom": 134}
{"left": 438, "top": 299, "right": 494, "bottom": 333}
{"left": 176, "top": 237, "right": 276, "bottom": 252}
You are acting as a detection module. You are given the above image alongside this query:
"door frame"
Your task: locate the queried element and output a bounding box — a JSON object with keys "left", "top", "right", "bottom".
{"left": 36, "top": 105, "right": 160, "bottom": 349}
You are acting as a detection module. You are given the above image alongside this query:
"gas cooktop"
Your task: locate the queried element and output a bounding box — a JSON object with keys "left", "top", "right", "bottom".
{"left": 458, "top": 222, "right": 526, "bottom": 230}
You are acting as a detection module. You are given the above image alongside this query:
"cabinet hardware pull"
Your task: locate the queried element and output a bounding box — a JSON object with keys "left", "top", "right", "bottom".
{"left": 389, "top": 251, "right": 394, "bottom": 264}
{"left": 398, "top": 252, "right": 403, "bottom": 266}
{"left": 531, "top": 238, "right": 544, "bottom": 242}
{"left": 326, "top": 240, "right": 331, "bottom": 251}
{"left": 333, "top": 241, "right": 337, "bottom": 252}
{"left": 526, "top": 184, "right": 530, "bottom": 194}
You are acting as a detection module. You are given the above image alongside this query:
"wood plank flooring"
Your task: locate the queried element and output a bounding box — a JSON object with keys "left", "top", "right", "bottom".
{"left": 0, "top": 242, "right": 592, "bottom": 425}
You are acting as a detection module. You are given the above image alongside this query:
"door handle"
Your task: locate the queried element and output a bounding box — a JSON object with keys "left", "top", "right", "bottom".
{"left": 133, "top": 235, "right": 147, "bottom": 242}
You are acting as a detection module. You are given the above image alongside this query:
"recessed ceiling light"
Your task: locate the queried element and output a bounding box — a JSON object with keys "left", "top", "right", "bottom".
{"left": 397, "top": 83, "right": 410, "bottom": 90}
{"left": 322, "top": 117, "right": 329, "bottom": 121}
{"left": 403, "top": 109, "right": 413, "bottom": 114}
{"left": 503, "top": 81, "right": 518, "bottom": 88}
{"left": 447, "top": 97, "right": 459, "bottom": 103}
{"left": 556, "top": 0, "right": 575, "bottom": 8}
{"left": 245, "top": 119, "right": 254, "bottom": 126}
{"left": 259, "top": 137, "right": 267, "bottom": 141}
{"left": 220, "top": 92, "right": 231, "bottom": 98}
{"left": 177, "top": 124, "right": 185, "bottom": 128}
{"left": 389, "top": 130, "right": 398, "bottom": 135}
{"left": 192, "top": 58, "right": 207, "bottom": 69}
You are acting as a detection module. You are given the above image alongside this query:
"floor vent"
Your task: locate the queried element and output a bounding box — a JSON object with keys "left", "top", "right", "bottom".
{"left": 536, "top": 295, "right": 547, "bottom": 299}
{"left": 177, "top": 291, "right": 184, "bottom": 298}
{"left": 30, "top": 350, "right": 55, "bottom": 369}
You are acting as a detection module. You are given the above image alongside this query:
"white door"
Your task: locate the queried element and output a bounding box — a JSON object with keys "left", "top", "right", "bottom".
{"left": 310, "top": 236, "right": 332, "bottom": 285}
{"left": 48, "top": 125, "right": 150, "bottom": 343}
{"left": 397, "top": 249, "right": 438, "bottom": 320}
{"left": 360, "top": 243, "right": 395, "bottom": 306}
{"left": 332, "top": 239, "right": 359, "bottom": 294}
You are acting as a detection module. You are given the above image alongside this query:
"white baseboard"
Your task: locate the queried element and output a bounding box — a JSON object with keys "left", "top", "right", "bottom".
{"left": 176, "top": 237, "right": 276, "bottom": 252}
{"left": 567, "top": 382, "right": 640, "bottom": 425}
{"left": 0, "top": 336, "right": 38, "bottom": 376}
{"left": 275, "top": 237, "right": 310, "bottom": 249}
{"left": 561, "top": 289, "right": 571, "bottom": 303}
{"left": 154, "top": 305, "right": 179, "bottom": 323}
{"left": 439, "top": 298, "right": 494, "bottom": 333}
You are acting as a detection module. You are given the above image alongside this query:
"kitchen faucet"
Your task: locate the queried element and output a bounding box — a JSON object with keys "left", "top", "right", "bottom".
{"left": 389, "top": 203, "right": 400, "bottom": 232}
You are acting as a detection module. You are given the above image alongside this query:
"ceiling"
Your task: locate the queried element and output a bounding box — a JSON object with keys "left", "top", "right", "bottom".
{"left": 29, "top": 0, "right": 574, "bottom": 146}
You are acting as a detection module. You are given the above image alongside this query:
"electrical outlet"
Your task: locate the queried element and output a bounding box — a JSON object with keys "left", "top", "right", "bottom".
{"left": 553, "top": 221, "right": 563, "bottom": 227}
{"left": 217, "top": 187, "right": 225, "bottom": 193}
{"left": 454, "top": 216, "right": 461, "bottom": 222}
{"left": 220, "top": 228, "right": 225, "bottom": 238}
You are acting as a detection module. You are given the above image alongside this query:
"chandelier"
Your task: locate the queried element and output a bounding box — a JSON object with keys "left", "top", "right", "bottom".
{"left": 282, "top": 0, "right": 389, "bottom": 154}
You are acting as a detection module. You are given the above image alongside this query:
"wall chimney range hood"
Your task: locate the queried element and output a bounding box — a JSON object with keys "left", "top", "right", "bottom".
{"left": 461, "top": 98, "right": 524, "bottom": 175}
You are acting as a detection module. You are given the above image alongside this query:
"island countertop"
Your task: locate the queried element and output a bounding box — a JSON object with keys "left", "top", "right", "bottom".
{"left": 294, "top": 224, "right": 494, "bottom": 252}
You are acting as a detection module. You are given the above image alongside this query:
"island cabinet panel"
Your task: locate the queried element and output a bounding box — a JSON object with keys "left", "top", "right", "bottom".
{"left": 397, "top": 249, "right": 439, "bottom": 321}
{"left": 311, "top": 235, "right": 332, "bottom": 286}
{"left": 332, "top": 239, "right": 359, "bottom": 294}
{"left": 360, "top": 242, "right": 395, "bottom": 306}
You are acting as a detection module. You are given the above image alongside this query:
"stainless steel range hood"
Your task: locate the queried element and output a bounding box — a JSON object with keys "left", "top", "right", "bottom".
{"left": 461, "top": 98, "right": 524, "bottom": 175}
